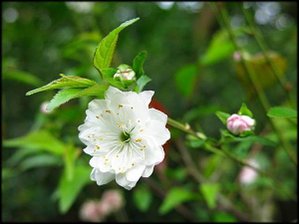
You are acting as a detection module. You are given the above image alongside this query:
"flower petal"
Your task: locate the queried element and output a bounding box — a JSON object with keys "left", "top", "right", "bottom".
{"left": 89, "top": 156, "right": 112, "bottom": 173}
{"left": 115, "top": 173, "right": 137, "bottom": 190}
{"left": 139, "top": 90, "right": 154, "bottom": 106}
{"left": 90, "top": 168, "right": 114, "bottom": 186}
{"left": 149, "top": 108, "right": 168, "bottom": 124}
{"left": 144, "top": 143, "right": 165, "bottom": 166}
{"left": 126, "top": 165, "right": 145, "bottom": 181}
{"left": 142, "top": 165, "right": 155, "bottom": 177}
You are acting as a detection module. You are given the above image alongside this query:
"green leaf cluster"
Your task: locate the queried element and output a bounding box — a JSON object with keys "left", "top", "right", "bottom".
{"left": 92, "top": 17, "right": 151, "bottom": 92}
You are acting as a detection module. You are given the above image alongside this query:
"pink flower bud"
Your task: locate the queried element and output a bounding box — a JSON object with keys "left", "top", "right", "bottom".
{"left": 226, "top": 114, "right": 255, "bottom": 135}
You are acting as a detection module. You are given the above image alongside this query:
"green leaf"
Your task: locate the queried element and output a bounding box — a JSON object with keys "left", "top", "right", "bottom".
{"left": 135, "top": 75, "right": 151, "bottom": 92}
{"left": 26, "top": 74, "right": 96, "bottom": 96}
{"left": 77, "top": 83, "right": 106, "bottom": 98}
{"left": 203, "top": 155, "right": 221, "bottom": 178}
{"left": 166, "top": 168, "right": 188, "bottom": 182}
{"left": 102, "top": 67, "right": 118, "bottom": 79}
{"left": 19, "top": 154, "right": 61, "bottom": 171}
{"left": 267, "top": 106, "right": 297, "bottom": 118}
{"left": 3, "top": 70, "right": 43, "bottom": 87}
{"left": 57, "top": 165, "right": 91, "bottom": 213}
{"left": 3, "top": 131, "right": 65, "bottom": 155}
{"left": 47, "top": 89, "right": 83, "bottom": 111}
{"left": 215, "top": 111, "right": 230, "bottom": 125}
{"left": 93, "top": 18, "right": 139, "bottom": 73}
{"left": 200, "top": 183, "right": 220, "bottom": 209}
{"left": 7, "top": 147, "right": 41, "bottom": 166}
{"left": 132, "top": 50, "right": 147, "bottom": 78}
{"left": 175, "top": 64, "right": 198, "bottom": 97}
{"left": 238, "top": 103, "right": 253, "bottom": 117}
{"left": 212, "top": 212, "right": 237, "bottom": 222}
{"left": 159, "top": 187, "right": 194, "bottom": 215}
{"left": 47, "top": 84, "right": 106, "bottom": 111}
{"left": 133, "top": 185, "right": 152, "bottom": 212}
{"left": 63, "top": 145, "right": 79, "bottom": 181}
{"left": 200, "top": 30, "right": 234, "bottom": 65}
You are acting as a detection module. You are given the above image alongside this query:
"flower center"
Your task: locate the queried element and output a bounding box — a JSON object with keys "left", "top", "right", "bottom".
{"left": 120, "top": 131, "right": 131, "bottom": 143}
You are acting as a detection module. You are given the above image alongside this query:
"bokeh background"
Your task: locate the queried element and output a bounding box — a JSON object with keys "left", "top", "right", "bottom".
{"left": 2, "top": 2, "right": 297, "bottom": 222}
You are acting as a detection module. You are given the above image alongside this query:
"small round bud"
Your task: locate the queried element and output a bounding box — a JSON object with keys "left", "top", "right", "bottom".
{"left": 226, "top": 114, "right": 255, "bottom": 135}
{"left": 113, "top": 64, "right": 135, "bottom": 81}
{"left": 40, "top": 101, "right": 52, "bottom": 114}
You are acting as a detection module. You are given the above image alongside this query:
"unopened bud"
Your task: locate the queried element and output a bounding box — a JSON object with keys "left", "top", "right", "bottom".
{"left": 113, "top": 64, "right": 135, "bottom": 81}
{"left": 40, "top": 101, "right": 52, "bottom": 114}
{"left": 227, "top": 114, "right": 255, "bottom": 135}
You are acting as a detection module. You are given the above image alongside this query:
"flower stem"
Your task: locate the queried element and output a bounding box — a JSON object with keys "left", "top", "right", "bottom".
{"left": 167, "top": 117, "right": 207, "bottom": 140}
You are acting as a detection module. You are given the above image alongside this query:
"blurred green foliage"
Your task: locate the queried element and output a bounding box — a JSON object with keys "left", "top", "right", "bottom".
{"left": 2, "top": 2, "right": 297, "bottom": 222}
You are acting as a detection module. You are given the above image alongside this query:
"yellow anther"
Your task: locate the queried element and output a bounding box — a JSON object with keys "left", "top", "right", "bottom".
{"left": 135, "top": 138, "right": 142, "bottom": 142}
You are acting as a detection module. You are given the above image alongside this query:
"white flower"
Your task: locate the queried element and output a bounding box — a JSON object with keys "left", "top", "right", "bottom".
{"left": 226, "top": 114, "right": 255, "bottom": 135}
{"left": 78, "top": 86, "right": 170, "bottom": 190}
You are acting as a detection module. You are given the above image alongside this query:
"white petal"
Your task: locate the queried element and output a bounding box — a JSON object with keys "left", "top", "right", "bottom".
{"left": 90, "top": 168, "right": 114, "bottom": 185}
{"left": 126, "top": 165, "right": 145, "bottom": 181}
{"left": 88, "top": 99, "right": 107, "bottom": 111}
{"left": 142, "top": 165, "right": 155, "bottom": 177}
{"left": 139, "top": 90, "right": 154, "bottom": 106}
{"left": 149, "top": 108, "right": 168, "bottom": 124}
{"left": 105, "top": 86, "right": 151, "bottom": 121}
{"left": 145, "top": 108, "right": 170, "bottom": 145}
{"left": 115, "top": 173, "right": 137, "bottom": 190}
{"left": 144, "top": 144, "right": 165, "bottom": 166}
{"left": 89, "top": 157, "right": 112, "bottom": 173}
{"left": 82, "top": 145, "right": 105, "bottom": 156}
{"left": 146, "top": 120, "right": 170, "bottom": 145}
